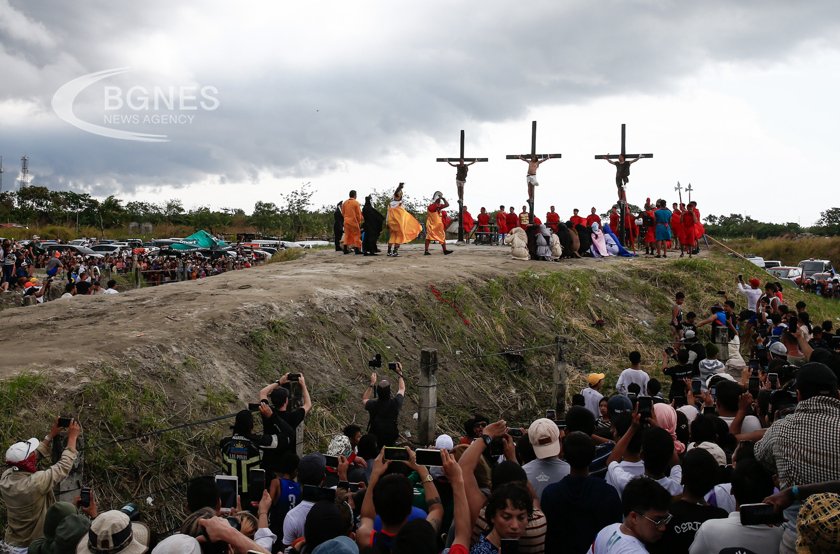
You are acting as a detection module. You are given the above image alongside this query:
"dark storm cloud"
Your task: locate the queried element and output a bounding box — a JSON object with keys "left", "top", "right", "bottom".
{"left": 1, "top": 0, "right": 839, "bottom": 195}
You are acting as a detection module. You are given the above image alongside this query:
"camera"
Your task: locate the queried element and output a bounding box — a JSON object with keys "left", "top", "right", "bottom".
{"left": 80, "top": 486, "right": 91, "bottom": 508}
{"left": 506, "top": 427, "right": 524, "bottom": 438}
{"left": 387, "top": 362, "right": 398, "bottom": 371}
{"left": 368, "top": 354, "right": 382, "bottom": 369}
{"left": 287, "top": 373, "right": 300, "bottom": 382}
{"left": 58, "top": 416, "right": 73, "bottom": 428}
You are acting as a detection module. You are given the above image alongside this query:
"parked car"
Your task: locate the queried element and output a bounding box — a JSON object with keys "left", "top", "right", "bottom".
{"left": 90, "top": 244, "right": 123, "bottom": 255}
{"left": 763, "top": 260, "right": 781, "bottom": 269}
{"left": 745, "top": 255, "right": 765, "bottom": 268}
{"left": 767, "top": 266, "right": 803, "bottom": 286}
{"left": 45, "top": 244, "right": 104, "bottom": 258}
{"left": 798, "top": 259, "right": 835, "bottom": 280}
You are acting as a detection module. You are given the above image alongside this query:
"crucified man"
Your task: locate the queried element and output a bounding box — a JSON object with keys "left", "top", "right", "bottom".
{"left": 519, "top": 155, "right": 551, "bottom": 207}
{"left": 604, "top": 154, "right": 642, "bottom": 203}
{"left": 448, "top": 160, "right": 477, "bottom": 204}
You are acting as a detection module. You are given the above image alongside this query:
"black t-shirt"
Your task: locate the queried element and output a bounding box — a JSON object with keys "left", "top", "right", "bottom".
{"left": 664, "top": 364, "right": 694, "bottom": 399}
{"left": 75, "top": 280, "right": 92, "bottom": 295}
{"left": 260, "top": 408, "right": 304, "bottom": 473}
{"left": 541, "top": 475, "right": 622, "bottom": 554}
{"left": 365, "top": 394, "right": 404, "bottom": 447}
{"left": 648, "top": 500, "right": 727, "bottom": 554}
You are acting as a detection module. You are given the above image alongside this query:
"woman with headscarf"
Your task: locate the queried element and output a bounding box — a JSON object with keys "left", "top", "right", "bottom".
{"left": 361, "top": 196, "right": 384, "bottom": 256}
{"left": 652, "top": 403, "right": 686, "bottom": 454}
{"left": 535, "top": 224, "right": 552, "bottom": 260}
{"left": 385, "top": 183, "right": 422, "bottom": 257}
{"left": 590, "top": 222, "right": 611, "bottom": 257}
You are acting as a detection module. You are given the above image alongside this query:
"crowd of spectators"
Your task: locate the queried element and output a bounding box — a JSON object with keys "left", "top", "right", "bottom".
{"left": 0, "top": 237, "right": 268, "bottom": 305}
{"left": 2, "top": 270, "right": 840, "bottom": 553}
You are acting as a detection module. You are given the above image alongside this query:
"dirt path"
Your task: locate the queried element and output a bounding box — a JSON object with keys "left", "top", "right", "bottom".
{"left": 2, "top": 244, "right": 700, "bottom": 378}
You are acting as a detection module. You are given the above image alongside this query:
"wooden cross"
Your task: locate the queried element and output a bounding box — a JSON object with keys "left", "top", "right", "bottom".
{"left": 686, "top": 183, "right": 694, "bottom": 203}
{"left": 436, "top": 130, "right": 488, "bottom": 243}
{"left": 505, "top": 120, "right": 562, "bottom": 224}
{"left": 594, "top": 123, "right": 654, "bottom": 244}
{"left": 674, "top": 181, "right": 683, "bottom": 205}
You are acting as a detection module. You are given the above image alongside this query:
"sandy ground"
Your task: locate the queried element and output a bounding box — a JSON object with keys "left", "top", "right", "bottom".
{"left": 1, "top": 243, "right": 698, "bottom": 379}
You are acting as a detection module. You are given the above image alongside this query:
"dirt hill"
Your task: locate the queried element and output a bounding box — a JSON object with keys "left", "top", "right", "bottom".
{"left": 2, "top": 243, "right": 836, "bottom": 532}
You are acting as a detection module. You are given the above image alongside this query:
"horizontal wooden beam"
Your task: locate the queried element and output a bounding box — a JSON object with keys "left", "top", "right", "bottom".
{"left": 505, "top": 154, "right": 562, "bottom": 160}
{"left": 436, "top": 158, "right": 489, "bottom": 162}
{"left": 594, "top": 153, "right": 653, "bottom": 160}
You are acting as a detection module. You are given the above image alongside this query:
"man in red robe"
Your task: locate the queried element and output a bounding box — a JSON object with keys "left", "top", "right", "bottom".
{"left": 505, "top": 206, "right": 520, "bottom": 236}
{"left": 545, "top": 206, "right": 561, "bottom": 233}
{"left": 670, "top": 202, "right": 683, "bottom": 250}
{"left": 609, "top": 206, "right": 620, "bottom": 231}
{"left": 495, "top": 205, "right": 508, "bottom": 245}
{"left": 476, "top": 207, "right": 491, "bottom": 244}
{"left": 462, "top": 206, "right": 475, "bottom": 238}
{"left": 586, "top": 207, "right": 602, "bottom": 228}
{"left": 681, "top": 202, "right": 697, "bottom": 257}
{"left": 569, "top": 209, "right": 585, "bottom": 228}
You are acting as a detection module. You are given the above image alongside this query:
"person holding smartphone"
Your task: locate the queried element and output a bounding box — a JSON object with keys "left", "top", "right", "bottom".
{"left": 0, "top": 418, "right": 82, "bottom": 551}
{"left": 362, "top": 364, "right": 406, "bottom": 448}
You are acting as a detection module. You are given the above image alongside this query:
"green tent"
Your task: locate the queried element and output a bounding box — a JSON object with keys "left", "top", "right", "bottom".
{"left": 171, "top": 230, "right": 228, "bottom": 250}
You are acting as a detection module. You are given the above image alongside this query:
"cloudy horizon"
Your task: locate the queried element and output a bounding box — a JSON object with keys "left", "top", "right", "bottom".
{"left": 1, "top": 0, "right": 839, "bottom": 226}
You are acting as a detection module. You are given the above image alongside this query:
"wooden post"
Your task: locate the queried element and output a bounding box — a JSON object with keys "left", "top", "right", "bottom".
{"left": 714, "top": 326, "right": 730, "bottom": 362}
{"left": 554, "top": 336, "right": 567, "bottom": 417}
{"left": 133, "top": 254, "right": 140, "bottom": 288}
{"left": 418, "top": 348, "right": 438, "bottom": 445}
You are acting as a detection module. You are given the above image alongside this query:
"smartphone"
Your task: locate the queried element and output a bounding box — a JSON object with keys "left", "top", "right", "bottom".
{"left": 303, "top": 484, "right": 336, "bottom": 503}
{"left": 387, "top": 362, "right": 398, "bottom": 370}
{"left": 247, "top": 403, "right": 261, "bottom": 412}
{"left": 555, "top": 419, "right": 566, "bottom": 430}
{"left": 717, "top": 290, "right": 726, "bottom": 296}
{"left": 383, "top": 446, "right": 410, "bottom": 462}
{"left": 80, "top": 486, "right": 91, "bottom": 508}
{"left": 500, "top": 538, "right": 519, "bottom": 554}
{"left": 348, "top": 482, "right": 362, "bottom": 492}
{"left": 710, "top": 386, "right": 717, "bottom": 402}
{"left": 58, "top": 416, "right": 73, "bottom": 428}
{"left": 287, "top": 373, "right": 300, "bottom": 382}
{"left": 748, "top": 376, "right": 760, "bottom": 397}
{"left": 248, "top": 468, "right": 266, "bottom": 497}
{"left": 637, "top": 397, "right": 653, "bottom": 419}
{"left": 415, "top": 448, "right": 444, "bottom": 467}
{"left": 324, "top": 454, "right": 339, "bottom": 468}
{"left": 832, "top": 335, "right": 840, "bottom": 350}
{"left": 739, "top": 503, "right": 783, "bottom": 526}
{"left": 768, "top": 373, "right": 779, "bottom": 390}
{"left": 691, "top": 379, "right": 702, "bottom": 395}
{"left": 545, "top": 409, "right": 557, "bottom": 420}
{"left": 673, "top": 396, "right": 687, "bottom": 408}
{"left": 215, "top": 475, "right": 238, "bottom": 514}
{"left": 506, "top": 427, "right": 524, "bottom": 438}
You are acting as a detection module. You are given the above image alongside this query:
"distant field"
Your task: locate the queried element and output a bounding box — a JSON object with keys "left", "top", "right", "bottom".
{"left": 721, "top": 236, "right": 840, "bottom": 269}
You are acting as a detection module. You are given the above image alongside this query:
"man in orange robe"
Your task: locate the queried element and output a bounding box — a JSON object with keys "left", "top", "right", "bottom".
{"left": 341, "top": 190, "right": 363, "bottom": 254}
{"left": 425, "top": 195, "right": 453, "bottom": 255}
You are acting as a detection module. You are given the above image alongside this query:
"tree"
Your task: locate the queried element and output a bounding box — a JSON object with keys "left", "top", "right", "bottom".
{"left": 250, "top": 201, "right": 282, "bottom": 235}
{"left": 164, "top": 199, "right": 186, "bottom": 225}
{"left": 816, "top": 207, "right": 840, "bottom": 235}
{"left": 279, "top": 183, "right": 315, "bottom": 240}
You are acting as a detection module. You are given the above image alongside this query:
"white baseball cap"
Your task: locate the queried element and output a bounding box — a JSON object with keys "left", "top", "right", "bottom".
{"left": 5, "top": 438, "right": 39, "bottom": 463}
{"left": 434, "top": 434, "right": 454, "bottom": 451}
{"left": 528, "top": 418, "right": 561, "bottom": 459}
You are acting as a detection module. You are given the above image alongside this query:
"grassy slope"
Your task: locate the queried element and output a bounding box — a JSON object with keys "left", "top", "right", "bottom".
{"left": 1, "top": 251, "right": 837, "bottom": 532}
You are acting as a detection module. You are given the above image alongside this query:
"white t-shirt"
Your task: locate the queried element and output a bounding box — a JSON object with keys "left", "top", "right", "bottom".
{"left": 588, "top": 523, "right": 648, "bottom": 553}
{"left": 605, "top": 460, "right": 645, "bottom": 493}
{"left": 704, "top": 483, "right": 736, "bottom": 513}
{"left": 607, "top": 462, "right": 683, "bottom": 496}
{"left": 737, "top": 283, "right": 763, "bottom": 311}
{"left": 282, "top": 499, "right": 314, "bottom": 546}
{"left": 615, "top": 368, "right": 650, "bottom": 396}
{"left": 719, "top": 415, "right": 763, "bottom": 434}
{"left": 582, "top": 387, "right": 604, "bottom": 418}
{"left": 60, "top": 293, "right": 74, "bottom": 299}
{"left": 689, "top": 511, "right": 784, "bottom": 554}
{"left": 103, "top": 288, "right": 119, "bottom": 294}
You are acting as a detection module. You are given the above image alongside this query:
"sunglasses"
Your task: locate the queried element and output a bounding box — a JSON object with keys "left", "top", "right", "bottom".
{"left": 639, "top": 512, "right": 672, "bottom": 527}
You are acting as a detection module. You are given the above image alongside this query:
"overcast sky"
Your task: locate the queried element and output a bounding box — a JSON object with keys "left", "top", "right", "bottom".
{"left": 1, "top": 1, "right": 839, "bottom": 225}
